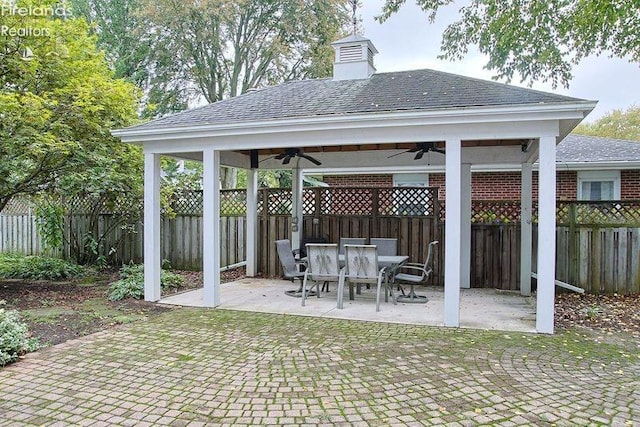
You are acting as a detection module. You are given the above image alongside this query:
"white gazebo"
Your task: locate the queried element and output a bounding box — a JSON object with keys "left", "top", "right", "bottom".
{"left": 113, "top": 35, "right": 595, "bottom": 333}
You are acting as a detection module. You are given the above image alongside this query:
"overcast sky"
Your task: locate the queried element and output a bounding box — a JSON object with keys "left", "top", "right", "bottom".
{"left": 359, "top": 1, "right": 639, "bottom": 122}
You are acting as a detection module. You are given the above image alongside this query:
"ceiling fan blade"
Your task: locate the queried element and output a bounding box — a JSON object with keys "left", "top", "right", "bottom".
{"left": 433, "top": 148, "right": 446, "bottom": 155}
{"left": 275, "top": 152, "right": 287, "bottom": 160}
{"left": 282, "top": 155, "right": 292, "bottom": 165}
{"left": 387, "top": 149, "right": 411, "bottom": 159}
{"left": 407, "top": 146, "right": 422, "bottom": 153}
{"left": 414, "top": 151, "right": 425, "bottom": 160}
{"left": 299, "top": 153, "right": 322, "bottom": 165}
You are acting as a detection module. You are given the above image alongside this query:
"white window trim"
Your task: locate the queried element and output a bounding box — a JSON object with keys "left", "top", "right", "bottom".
{"left": 392, "top": 173, "right": 429, "bottom": 187}
{"left": 577, "top": 170, "right": 621, "bottom": 200}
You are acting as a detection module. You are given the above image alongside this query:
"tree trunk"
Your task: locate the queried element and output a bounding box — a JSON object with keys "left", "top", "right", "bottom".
{"left": 0, "top": 197, "right": 11, "bottom": 213}
{"left": 220, "top": 167, "right": 238, "bottom": 189}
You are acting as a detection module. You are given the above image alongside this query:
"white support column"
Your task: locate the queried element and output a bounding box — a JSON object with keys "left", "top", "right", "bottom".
{"left": 203, "top": 147, "right": 221, "bottom": 307}
{"left": 520, "top": 162, "right": 533, "bottom": 296}
{"left": 143, "top": 151, "right": 161, "bottom": 302}
{"left": 460, "top": 163, "right": 472, "bottom": 289}
{"left": 536, "top": 136, "right": 556, "bottom": 333}
{"left": 246, "top": 168, "right": 259, "bottom": 277}
{"left": 291, "top": 166, "right": 303, "bottom": 251}
{"left": 444, "top": 137, "right": 462, "bottom": 327}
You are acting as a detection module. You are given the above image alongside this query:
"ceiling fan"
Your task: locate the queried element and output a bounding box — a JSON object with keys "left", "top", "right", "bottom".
{"left": 389, "top": 142, "right": 445, "bottom": 160}
{"left": 270, "top": 148, "right": 322, "bottom": 166}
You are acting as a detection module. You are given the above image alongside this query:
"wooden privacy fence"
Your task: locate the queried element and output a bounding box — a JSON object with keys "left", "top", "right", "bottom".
{"left": 0, "top": 200, "right": 59, "bottom": 257}
{"left": 465, "top": 200, "right": 640, "bottom": 294}
{"left": 259, "top": 187, "right": 443, "bottom": 282}
{"left": 0, "top": 194, "right": 246, "bottom": 271}
{"left": 260, "top": 190, "right": 640, "bottom": 294}
{"left": 2, "top": 191, "right": 640, "bottom": 294}
{"left": 554, "top": 201, "right": 640, "bottom": 295}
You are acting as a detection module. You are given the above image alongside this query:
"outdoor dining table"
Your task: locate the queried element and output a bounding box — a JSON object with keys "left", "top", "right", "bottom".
{"left": 338, "top": 254, "right": 409, "bottom": 301}
{"left": 300, "top": 255, "right": 408, "bottom": 269}
{"left": 338, "top": 254, "right": 408, "bottom": 269}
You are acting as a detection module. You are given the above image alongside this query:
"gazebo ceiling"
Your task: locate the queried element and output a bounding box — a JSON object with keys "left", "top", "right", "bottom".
{"left": 238, "top": 139, "right": 528, "bottom": 157}
{"left": 164, "top": 138, "right": 534, "bottom": 170}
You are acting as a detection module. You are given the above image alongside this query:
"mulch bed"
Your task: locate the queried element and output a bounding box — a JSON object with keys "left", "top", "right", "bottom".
{"left": 0, "top": 279, "right": 172, "bottom": 345}
{"left": 555, "top": 292, "right": 640, "bottom": 339}
{"left": 0, "top": 268, "right": 245, "bottom": 346}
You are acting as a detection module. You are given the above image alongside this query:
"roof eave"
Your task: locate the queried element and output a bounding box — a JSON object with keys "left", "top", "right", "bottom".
{"left": 112, "top": 101, "right": 597, "bottom": 143}
{"left": 556, "top": 161, "right": 640, "bottom": 170}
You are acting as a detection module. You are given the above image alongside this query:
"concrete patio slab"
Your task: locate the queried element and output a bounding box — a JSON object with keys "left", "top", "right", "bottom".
{"left": 160, "top": 279, "right": 536, "bottom": 333}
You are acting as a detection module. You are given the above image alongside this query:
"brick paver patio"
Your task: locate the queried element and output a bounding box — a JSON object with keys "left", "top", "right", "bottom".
{"left": 0, "top": 308, "right": 638, "bottom": 426}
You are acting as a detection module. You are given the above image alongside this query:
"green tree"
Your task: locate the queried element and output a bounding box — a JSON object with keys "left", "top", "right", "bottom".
{"left": 73, "top": 0, "right": 350, "bottom": 117}
{"left": 378, "top": 0, "right": 640, "bottom": 88}
{"left": 0, "top": 1, "right": 141, "bottom": 214}
{"left": 574, "top": 106, "right": 640, "bottom": 141}
{"left": 139, "top": 0, "right": 349, "bottom": 103}
{"left": 74, "top": 0, "right": 350, "bottom": 189}
{"left": 69, "top": 0, "right": 151, "bottom": 86}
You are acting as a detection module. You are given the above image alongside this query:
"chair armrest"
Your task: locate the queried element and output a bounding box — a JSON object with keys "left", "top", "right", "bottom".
{"left": 294, "top": 259, "right": 307, "bottom": 273}
{"left": 397, "top": 265, "right": 427, "bottom": 274}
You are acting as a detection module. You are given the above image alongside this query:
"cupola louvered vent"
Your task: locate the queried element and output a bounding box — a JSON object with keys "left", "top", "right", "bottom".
{"left": 340, "top": 45, "right": 363, "bottom": 62}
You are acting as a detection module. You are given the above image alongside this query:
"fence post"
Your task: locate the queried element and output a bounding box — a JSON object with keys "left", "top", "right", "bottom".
{"left": 433, "top": 190, "right": 441, "bottom": 238}
{"left": 568, "top": 202, "right": 579, "bottom": 285}
{"left": 372, "top": 188, "right": 379, "bottom": 235}
{"left": 260, "top": 188, "right": 269, "bottom": 275}
{"left": 314, "top": 187, "right": 322, "bottom": 216}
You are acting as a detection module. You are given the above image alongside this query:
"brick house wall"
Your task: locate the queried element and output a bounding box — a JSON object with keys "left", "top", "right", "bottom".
{"left": 322, "top": 170, "right": 640, "bottom": 201}
{"left": 323, "top": 174, "right": 393, "bottom": 187}
{"left": 621, "top": 170, "right": 640, "bottom": 199}
{"left": 428, "top": 171, "right": 577, "bottom": 200}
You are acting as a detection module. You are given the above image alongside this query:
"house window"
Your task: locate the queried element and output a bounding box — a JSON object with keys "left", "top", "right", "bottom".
{"left": 577, "top": 171, "right": 620, "bottom": 201}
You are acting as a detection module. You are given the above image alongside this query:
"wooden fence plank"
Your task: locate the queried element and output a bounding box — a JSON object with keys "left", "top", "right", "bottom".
{"left": 556, "top": 227, "right": 566, "bottom": 283}
{"left": 578, "top": 229, "right": 590, "bottom": 290}
{"left": 631, "top": 228, "right": 640, "bottom": 294}
{"left": 593, "top": 229, "right": 603, "bottom": 293}
{"left": 603, "top": 228, "right": 615, "bottom": 294}
{"left": 616, "top": 228, "right": 627, "bottom": 294}
{"left": 509, "top": 226, "right": 519, "bottom": 291}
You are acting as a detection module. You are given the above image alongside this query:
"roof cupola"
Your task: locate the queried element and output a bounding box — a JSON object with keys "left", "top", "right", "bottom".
{"left": 331, "top": 34, "right": 378, "bottom": 81}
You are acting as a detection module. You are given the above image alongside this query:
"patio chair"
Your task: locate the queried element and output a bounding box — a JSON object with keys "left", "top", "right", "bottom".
{"left": 301, "top": 244, "right": 341, "bottom": 306}
{"left": 275, "top": 239, "right": 308, "bottom": 297}
{"left": 337, "top": 244, "right": 391, "bottom": 312}
{"left": 298, "top": 236, "right": 328, "bottom": 258}
{"left": 338, "top": 237, "right": 366, "bottom": 255}
{"left": 370, "top": 238, "right": 398, "bottom": 256}
{"left": 394, "top": 240, "right": 438, "bottom": 303}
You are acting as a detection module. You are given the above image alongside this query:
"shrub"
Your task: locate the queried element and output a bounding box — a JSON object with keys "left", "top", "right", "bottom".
{"left": 108, "top": 263, "right": 183, "bottom": 301}
{"left": 0, "top": 253, "right": 84, "bottom": 281}
{"left": 0, "top": 301, "right": 37, "bottom": 366}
